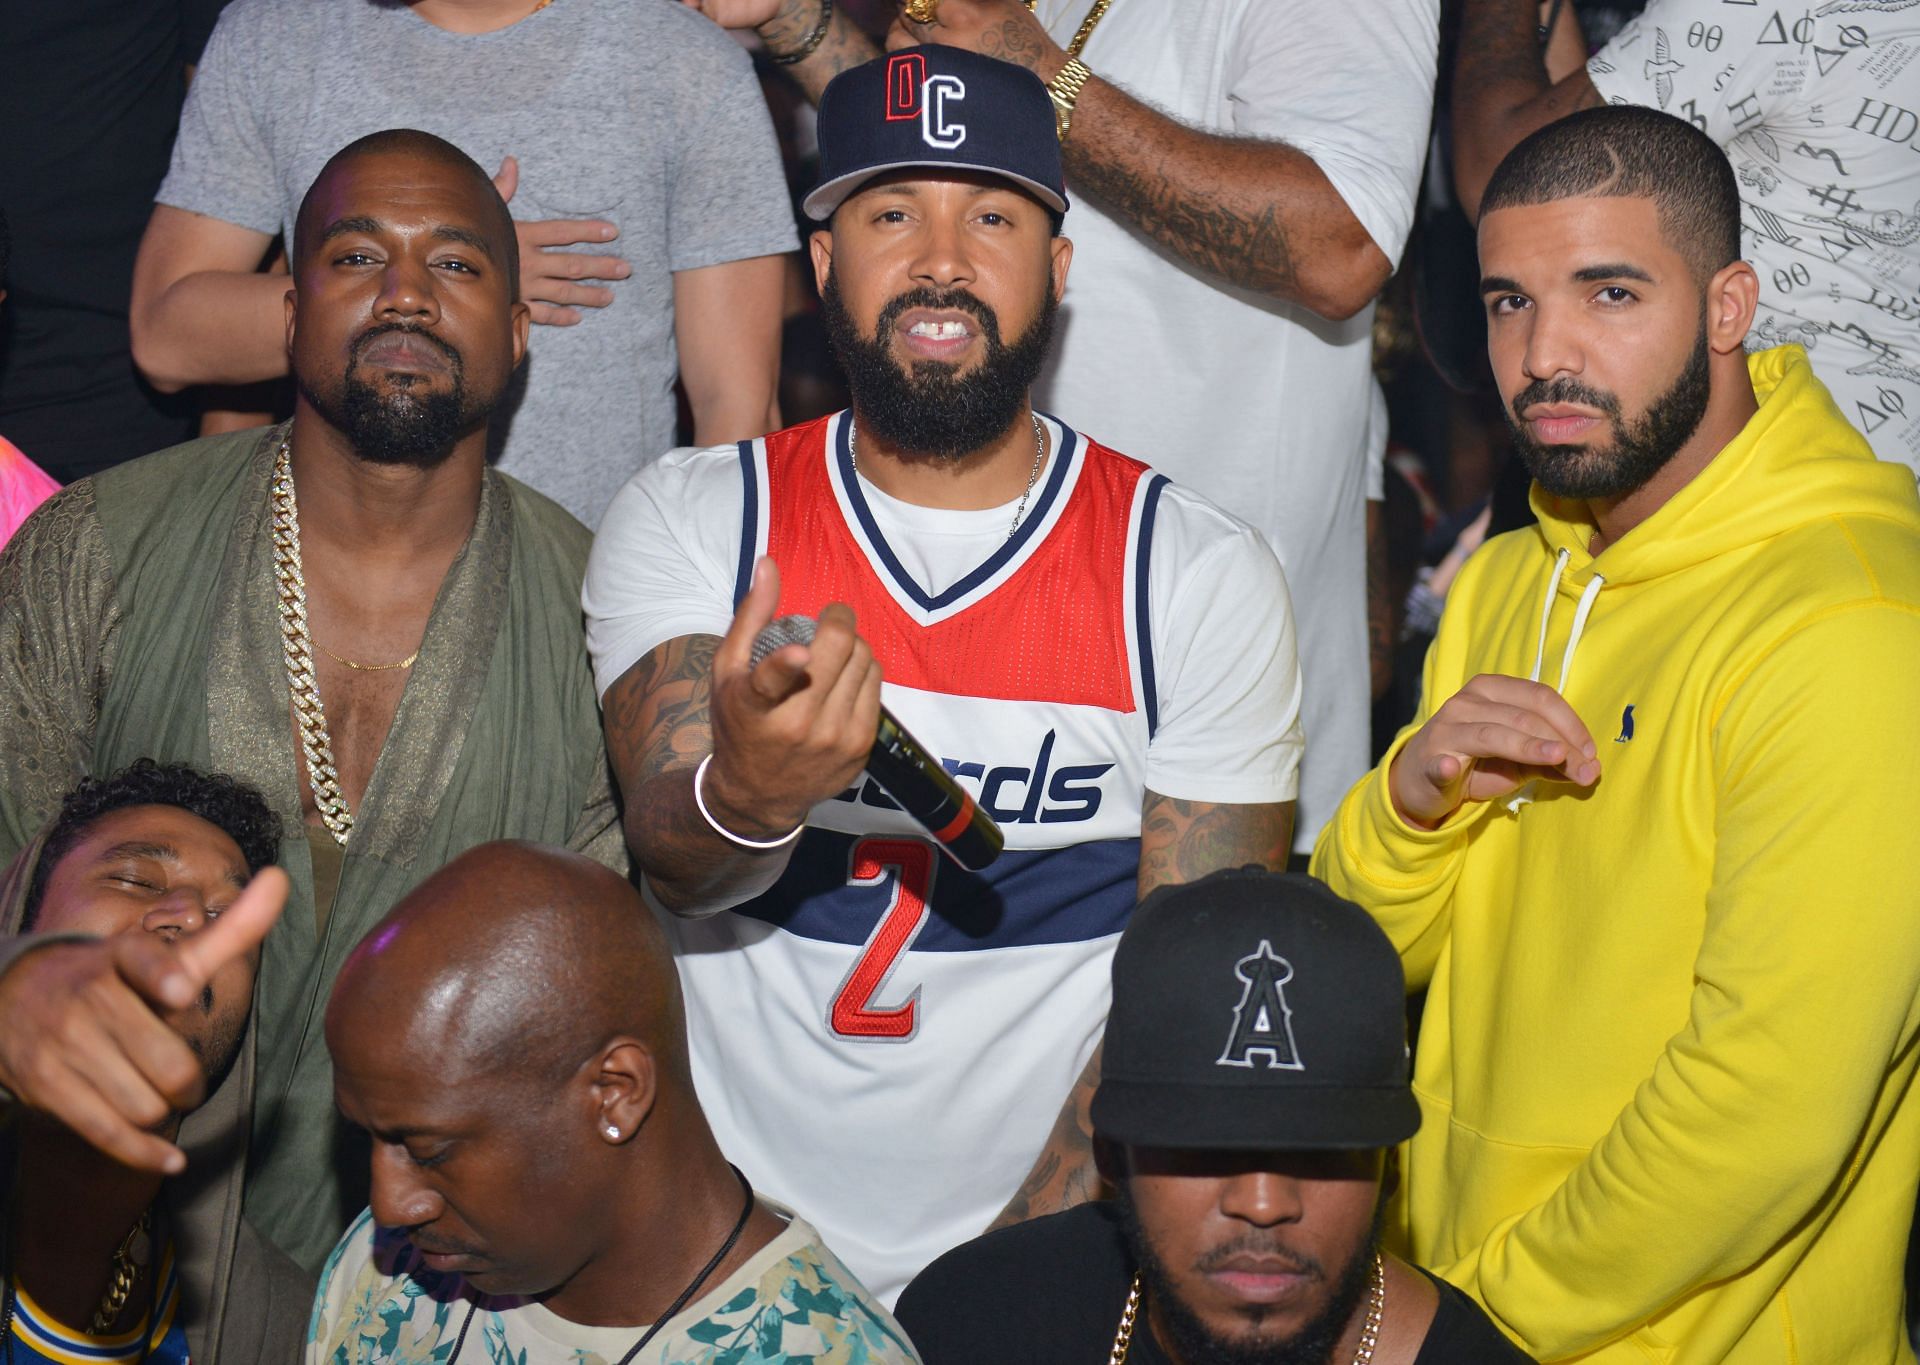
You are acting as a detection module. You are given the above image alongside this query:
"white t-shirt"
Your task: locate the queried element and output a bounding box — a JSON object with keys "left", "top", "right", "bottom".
{"left": 306, "top": 1204, "right": 919, "bottom": 1364}
{"left": 1589, "top": 0, "right": 1920, "bottom": 472}
{"left": 1027, "top": 0, "right": 1440, "bottom": 849}
{"left": 583, "top": 412, "right": 1302, "bottom": 1300}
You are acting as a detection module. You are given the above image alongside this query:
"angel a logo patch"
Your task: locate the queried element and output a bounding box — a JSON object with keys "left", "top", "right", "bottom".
{"left": 1216, "top": 940, "right": 1304, "bottom": 1071}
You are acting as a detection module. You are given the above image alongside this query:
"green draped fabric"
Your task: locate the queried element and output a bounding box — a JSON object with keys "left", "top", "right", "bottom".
{"left": 0, "top": 423, "right": 625, "bottom": 1270}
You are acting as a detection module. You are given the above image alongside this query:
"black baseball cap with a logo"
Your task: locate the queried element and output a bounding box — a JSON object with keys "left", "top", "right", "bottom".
{"left": 1091, "top": 868, "right": 1422, "bottom": 1152}
{"left": 804, "top": 45, "right": 1069, "bottom": 221}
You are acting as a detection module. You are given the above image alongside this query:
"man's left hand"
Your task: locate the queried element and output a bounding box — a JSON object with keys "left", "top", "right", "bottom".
{"left": 888, "top": 0, "right": 1067, "bottom": 85}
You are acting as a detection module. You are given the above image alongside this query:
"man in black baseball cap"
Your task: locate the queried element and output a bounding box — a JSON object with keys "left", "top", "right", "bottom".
{"left": 585, "top": 46, "right": 1305, "bottom": 1300}
{"left": 894, "top": 869, "right": 1532, "bottom": 1363}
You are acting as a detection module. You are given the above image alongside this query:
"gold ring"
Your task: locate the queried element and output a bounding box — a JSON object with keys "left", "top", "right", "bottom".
{"left": 903, "top": 0, "right": 939, "bottom": 24}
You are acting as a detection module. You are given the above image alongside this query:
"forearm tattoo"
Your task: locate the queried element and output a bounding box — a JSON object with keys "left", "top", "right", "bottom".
{"left": 1069, "top": 131, "right": 1305, "bottom": 299}
{"left": 764, "top": 0, "right": 880, "bottom": 102}
{"left": 989, "top": 1048, "right": 1105, "bottom": 1230}
{"left": 604, "top": 635, "right": 782, "bottom": 909}
{"left": 1137, "top": 793, "right": 1294, "bottom": 898}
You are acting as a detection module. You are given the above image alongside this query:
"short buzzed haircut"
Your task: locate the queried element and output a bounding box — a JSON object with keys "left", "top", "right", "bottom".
{"left": 1480, "top": 106, "right": 1742, "bottom": 284}
{"left": 292, "top": 128, "right": 520, "bottom": 300}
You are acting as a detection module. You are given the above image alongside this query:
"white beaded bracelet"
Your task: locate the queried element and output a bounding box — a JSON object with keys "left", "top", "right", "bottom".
{"left": 693, "top": 754, "right": 803, "bottom": 851}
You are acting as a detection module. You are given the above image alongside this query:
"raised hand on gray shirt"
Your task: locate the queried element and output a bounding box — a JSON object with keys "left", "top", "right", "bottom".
{"left": 492, "top": 155, "right": 633, "bottom": 326}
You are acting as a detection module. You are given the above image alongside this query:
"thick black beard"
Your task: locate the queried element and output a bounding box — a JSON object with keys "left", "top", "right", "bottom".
{"left": 299, "top": 322, "right": 483, "bottom": 470}
{"left": 819, "top": 271, "right": 1055, "bottom": 460}
{"left": 1505, "top": 323, "right": 1712, "bottom": 501}
{"left": 1116, "top": 1184, "right": 1382, "bottom": 1365}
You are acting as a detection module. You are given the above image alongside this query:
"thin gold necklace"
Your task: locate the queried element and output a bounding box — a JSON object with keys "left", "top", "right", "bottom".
{"left": 1107, "top": 1253, "right": 1385, "bottom": 1364}
{"left": 271, "top": 439, "right": 355, "bottom": 847}
{"left": 849, "top": 414, "right": 1048, "bottom": 541}
{"left": 322, "top": 646, "right": 419, "bottom": 672}
{"left": 1026, "top": 0, "right": 1114, "bottom": 59}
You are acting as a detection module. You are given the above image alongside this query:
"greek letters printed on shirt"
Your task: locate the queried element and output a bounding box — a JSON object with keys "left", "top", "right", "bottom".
{"left": 1589, "top": 0, "right": 1920, "bottom": 471}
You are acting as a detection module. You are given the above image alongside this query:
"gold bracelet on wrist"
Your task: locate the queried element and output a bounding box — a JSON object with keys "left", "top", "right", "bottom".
{"left": 1046, "top": 57, "right": 1093, "bottom": 142}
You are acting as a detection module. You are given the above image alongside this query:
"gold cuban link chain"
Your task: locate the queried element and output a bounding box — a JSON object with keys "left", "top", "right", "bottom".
{"left": 1107, "top": 1253, "right": 1385, "bottom": 1364}
{"left": 271, "top": 440, "right": 355, "bottom": 847}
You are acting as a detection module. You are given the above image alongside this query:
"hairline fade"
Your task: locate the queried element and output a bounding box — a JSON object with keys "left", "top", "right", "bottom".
{"left": 292, "top": 128, "right": 520, "bottom": 302}
{"left": 1479, "top": 105, "right": 1743, "bottom": 286}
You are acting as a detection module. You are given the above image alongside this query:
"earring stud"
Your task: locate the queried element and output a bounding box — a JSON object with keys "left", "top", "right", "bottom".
{"left": 605, "top": 1125, "right": 621, "bottom": 1139}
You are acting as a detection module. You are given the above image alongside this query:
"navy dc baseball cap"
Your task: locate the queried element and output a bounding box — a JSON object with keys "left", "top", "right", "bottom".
{"left": 1091, "top": 869, "right": 1422, "bottom": 1152}
{"left": 805, "top": 46, "right": 1069, "bottom": 221}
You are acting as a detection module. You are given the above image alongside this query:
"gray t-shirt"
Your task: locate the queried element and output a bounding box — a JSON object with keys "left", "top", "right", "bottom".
{"left": 159, "top": 0, "right": 798, "bottom": 525}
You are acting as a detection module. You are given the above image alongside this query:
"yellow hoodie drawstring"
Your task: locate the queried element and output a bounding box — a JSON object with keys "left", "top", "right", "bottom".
{"left": 1511, "top": 548, "right": 1605, "bottom": 812}
{"left": 1558, "top": 574, "right": 1605, "bottom": 693}
{"left": 1528, "top": 548, "right": 1572, "bottom": 684}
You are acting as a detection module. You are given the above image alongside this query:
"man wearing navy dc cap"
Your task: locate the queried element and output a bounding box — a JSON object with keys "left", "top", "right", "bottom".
{"left": 585, "top": 47, "right": 1305, "bottom": 1299}
{"left": 897, "top": 869, "right": 1533, "bottom": 1364}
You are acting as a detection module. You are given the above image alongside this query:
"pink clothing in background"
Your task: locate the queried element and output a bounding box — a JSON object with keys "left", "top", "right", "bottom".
{"left": 0, "top": 437, "right": 61, "bottom": 551}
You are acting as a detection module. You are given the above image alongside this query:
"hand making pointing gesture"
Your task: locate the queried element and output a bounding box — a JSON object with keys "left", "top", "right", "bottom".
{"left": 0, "top": 866, "right": 289, "bottom": 1174}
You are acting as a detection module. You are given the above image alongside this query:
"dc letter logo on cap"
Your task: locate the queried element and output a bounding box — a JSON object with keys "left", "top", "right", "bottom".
{"left": 1216, "top": 940, "right": 1306, "bottom": 1072}
{"left": 884, "top": 51, "right": 967, "bottom": 151}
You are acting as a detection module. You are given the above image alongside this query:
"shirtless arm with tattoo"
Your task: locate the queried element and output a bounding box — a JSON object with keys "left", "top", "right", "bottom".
{"left": 988, "top": 794, "right": 1295, "bottom": 1229}
{"left": 682, "top": 0, "right": 1391, "bottom": 319}
{"left": 602, "top": 558, "right": 882, "bottom": 914}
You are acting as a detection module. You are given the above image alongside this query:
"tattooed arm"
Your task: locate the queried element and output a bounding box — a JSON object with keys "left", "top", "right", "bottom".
{"left": 987, "top": 1045, "right": 1103, "bottom": 1231}
{"left": 678, "top": 0, "right": 879, "bottom": 104}
{"left": 890, "top": 0, "right": 1391, "bottom": 319}
{"left": 602, "top": 559, "right": 882, "bottom": 915}
{"left": 1135, "top": 793, "right": 1295, "bottom": 899}
{"left": 987, "top": 792, "right": 1295, "bottom": 1229}
{"left": 1450, "top": 0, "right": 1603, "bottom": 221}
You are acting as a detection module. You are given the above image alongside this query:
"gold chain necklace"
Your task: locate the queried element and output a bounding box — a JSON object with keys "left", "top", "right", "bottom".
{"left": 1108, "top": 1253, "right": 1385, "bottom": 1364}
{"left": 86, "top": 1208, "right": 153, "bottom": 1335}
{"left": 849, "top": 414, "right": 1048, "bottom": 541}
{"left": 323, "top": 646, "right": 419, "bottom": 672}
{"left": 1026, "top": 0, "right": 1114, "bottom": 59}
{"left": 271, "top": 440, "right": 355, "bottom": 847}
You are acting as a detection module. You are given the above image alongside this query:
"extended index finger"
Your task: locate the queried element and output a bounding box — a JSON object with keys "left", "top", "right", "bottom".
{"left": 715, "top": 557, "right": 784, "bottom": 681}
{"left": 155, "top": 867, "right": 289, "bottom": 1009}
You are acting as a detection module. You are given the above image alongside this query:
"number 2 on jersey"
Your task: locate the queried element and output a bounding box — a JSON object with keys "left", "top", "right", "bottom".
{"left": 830, "top": 838, "right": 936, "bottom": 1040}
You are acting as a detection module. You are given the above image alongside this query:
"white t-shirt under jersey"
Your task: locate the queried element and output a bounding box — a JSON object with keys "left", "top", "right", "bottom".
{"left": 1025, "top": 0, "right": 1439, "bottom": 849}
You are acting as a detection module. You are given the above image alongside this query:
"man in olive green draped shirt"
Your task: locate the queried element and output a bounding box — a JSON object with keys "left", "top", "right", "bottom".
{"left": 0, "top": 129, "right": 623, "bottom": 1272}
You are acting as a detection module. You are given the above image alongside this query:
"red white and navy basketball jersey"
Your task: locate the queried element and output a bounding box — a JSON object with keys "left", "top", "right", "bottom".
{"left": 672, "top": 411, "right": 1164, "bottom": 1300}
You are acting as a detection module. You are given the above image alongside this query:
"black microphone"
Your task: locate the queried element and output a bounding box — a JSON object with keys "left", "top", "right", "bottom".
{"left": 751, "top": 615, "right": 1004, "bottom": 870}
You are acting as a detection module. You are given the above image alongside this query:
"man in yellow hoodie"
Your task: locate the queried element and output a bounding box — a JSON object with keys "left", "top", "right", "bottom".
{"left": 1313, "top": 104, "right": 1920, "bottom": 1364}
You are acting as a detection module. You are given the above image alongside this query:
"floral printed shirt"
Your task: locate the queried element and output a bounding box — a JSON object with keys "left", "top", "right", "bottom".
{"left": 305, "top": 1205, "right": 921, "bottom": 1365}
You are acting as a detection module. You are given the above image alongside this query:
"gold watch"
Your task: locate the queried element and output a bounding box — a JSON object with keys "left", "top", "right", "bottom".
{"left": 1047, "top": 57, "right": 1093, "bottom": 142}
